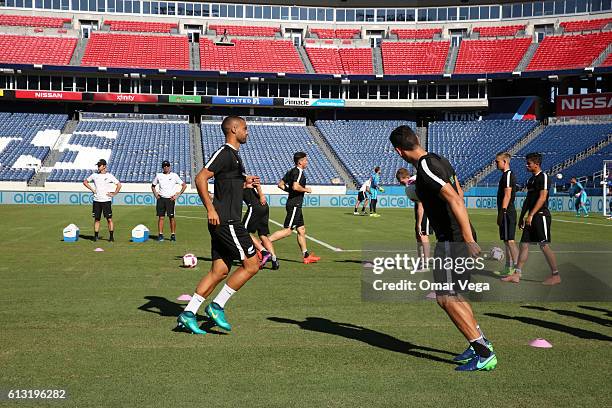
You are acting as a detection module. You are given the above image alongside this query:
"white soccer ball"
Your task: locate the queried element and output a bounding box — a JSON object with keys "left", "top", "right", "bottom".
{"left": 182, "top": 253, "right": 198, "bottom": 268}
{"left": 556, "top": 173, "right": 563, "bottom": 180}
{"left": 405, "top": 176, "right": 419, "bottom": 202}
{"left": 489, "top": 247, "right": 505, "bottom": 262}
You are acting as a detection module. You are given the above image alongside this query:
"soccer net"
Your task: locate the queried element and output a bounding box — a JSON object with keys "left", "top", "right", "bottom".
{"left": 603, "top": 160, "right": 612, "bottom": 218}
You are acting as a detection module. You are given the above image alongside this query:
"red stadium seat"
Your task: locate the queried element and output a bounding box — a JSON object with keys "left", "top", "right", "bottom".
{"left": 454, "top": 38, "right": 532, "bottom": 73}
{"left": 390, "top": 29, "right": 441, "bottom": 40}
{"left": 560, "top": 18, "right": 612, "bottom": 32}
{"left": 306, "top": 47, "right": 373, "bottom": 74}
{"left": 199, "top": 38, "right": 304, "bottom": 73}
{"left": 81, "top": 33, "right": 189, "bottom": 69}
{"left": 0, "top": 34, "right": 76, "bottom": 65}
{"left": 602, "top": 53, "right": 612, "bottom": 67}
{"left": 310, "top": 28, "right": 359, "bottom": 39}
{"left": 0, "top": 14, "right": 70, "bottom": 28}
{"left": 105, "top": 20, "right": 177, "bottom": 33}
{"left": 209, "top": 25, "right": 279, "bottom": 37}
{"left": 473, "top": 25, "right": 525, "bottom": 37}
{"left": 527, "top": 32, "right": 612, "bottom": 71}
{"left": 382, "top": 41, "right": 449, "bottom": 74}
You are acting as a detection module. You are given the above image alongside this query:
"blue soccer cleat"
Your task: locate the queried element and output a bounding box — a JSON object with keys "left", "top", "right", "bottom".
{"left": 455, "top": 352, "right": 497, "bottom": 371}
{"left": 205, "top": 302, "right": 232, "bottom": 331}
{"left": 453, "top": 346, "right": 476, "bottom": 364}
{"left": 176, "top": 311, "right": 206, "bottom": 335}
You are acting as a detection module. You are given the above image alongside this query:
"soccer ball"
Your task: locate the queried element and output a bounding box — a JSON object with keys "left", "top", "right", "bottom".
{"left": 182, "top": 253, "right": 198, "bottom": 268}
{"left": 405, "top": 176, "right": 419, "bottom": 202}
{"left": 556, "top": 173, "right": 563, "bottom": 180}
{"left": 489, "top": 247, "right": 505, "bottom": 261}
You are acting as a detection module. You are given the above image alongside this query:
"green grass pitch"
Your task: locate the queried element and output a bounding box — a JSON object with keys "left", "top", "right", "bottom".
{"left": 0, "top": 205, "right": 611, "bottom": 407}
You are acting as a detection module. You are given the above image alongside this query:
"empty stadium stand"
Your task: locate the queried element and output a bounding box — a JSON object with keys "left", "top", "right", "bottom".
{"left": 0, "top": 34, "right": 76, "bottom": 65}
{"left": 527, "top": 32, "right": 612, "bottom": 71}
{"left": 473, "top": 25, "right": 525, "bottom": 37}
{"left": 305, "top": 46, "right": 373, "bottom": 74}
{"left": 200, "top": 123, "right": 337, "bottom": 184}
{"left": 48, "top": 120, "right": 192, "bottom": 183}
{"left": 0, "top": 14, "right": 70, "bottom": 28}
{"left": 454, "top": 38, "right": 532, "bottom": 74}
{"left": 200, "top": 38, "right": 305, "bottom": 73}
{"left": 428, "top": 120, "right": 538, "bottom": 181}
{"left": 310, "top": 28, "right": 360, "bottom": 39}
{"left": 602, "top": 52, "right": 612, "bottom": 66}
{"left": 557, "top": 142, "right": 612, "bottom": 184}
{"left": 315, "top": 120, "right": 417, "bottom": 185}
{"left": 0, "top": 112, "right": 68, "bottom": 181}
{"left": 381, "top": 41, "right": 449, "bottom": 74}
{"left": 105, "top": 20, "right": 177, "bottom": 33}
{"left": 560, "top": 18, "right": 612, "bottom": 32}
{"left": 390, "top": 28, "right": 441, "bottom": 40}
{"left": 81, "top": 33, "right": 189, "bottom": 70}
{"left": 209, "top": 24, "right": 279, "bottom": 37}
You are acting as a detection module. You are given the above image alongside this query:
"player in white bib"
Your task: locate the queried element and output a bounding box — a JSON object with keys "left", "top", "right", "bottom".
{"left": 151, "top": 160, "right": 187, "bottom": 242}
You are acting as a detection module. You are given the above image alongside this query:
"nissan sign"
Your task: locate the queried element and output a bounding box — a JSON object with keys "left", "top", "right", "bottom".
{"left": 556, "top": 93, "right": 612, "bottom": 117}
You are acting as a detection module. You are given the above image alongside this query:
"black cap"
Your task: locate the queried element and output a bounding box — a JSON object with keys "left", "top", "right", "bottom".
{"left": 162, "top": 160, "right": 171, "bottom": 168}
{"left": 96, "top": 159, "right": 107, "bottom": 166}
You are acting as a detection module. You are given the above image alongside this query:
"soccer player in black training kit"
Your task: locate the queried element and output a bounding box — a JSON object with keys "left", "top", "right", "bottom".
{"left": 390, "top": 125, "right": 497, "bottom": 372}
{"left": 502, "top": 152, "right": 560, "bottom": 286}
{"left": 177, "top": 116, "right": 261, "bottom": 335}
{"left": 269, "top": 152, "right": 321, "bottom": 264}
{"left": 242, "top": 178, "right": 279, "bottom": 270}
{"left": 495, "top": 152, "right": 519, "bottom": 277}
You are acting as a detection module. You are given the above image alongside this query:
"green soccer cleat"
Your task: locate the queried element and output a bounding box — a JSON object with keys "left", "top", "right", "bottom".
{"left": 176, "top": 311, "right": 206, "bottom": 335}
{"left": 205, "top": 302, "right": 232, "bottom": 331}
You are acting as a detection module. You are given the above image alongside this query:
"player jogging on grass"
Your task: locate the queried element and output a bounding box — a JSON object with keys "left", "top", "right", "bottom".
{"left": 83, "top": 159, "right": 121, "bottom": 242}
{"left": 396, "top": 168, "right": 431, "bottom": 271}
{"left": 269, "top": 152, "right": 321, "bottom": 264}
{"left": 243, "top": 179, "right": 280, "bottom": 270}
{"left": 177, "top": 116, "right": 260, "bottom": 335}
{"left": 495, "top": 152, "right": 519, "bottom": 277}
{"left": 151, "top": 160, "right": 187, "bottom": 242}
{"left": 354, "top": 178, "right": 371, "bottom": 215}
{"left": 569, "top": 177, "right": 589, "bottom": 218}
{"left": 390, "top": 125, "right": 497, "bottom": 372}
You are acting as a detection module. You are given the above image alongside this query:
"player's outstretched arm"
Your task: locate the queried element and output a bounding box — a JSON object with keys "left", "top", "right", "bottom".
{"left": 195, "top": 167, "right": 218, "bottom": 225}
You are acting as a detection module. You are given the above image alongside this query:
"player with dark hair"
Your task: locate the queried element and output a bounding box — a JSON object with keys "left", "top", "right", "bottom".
{"left": 177, "top": 116, "right": 261, "bottom": 335}
{"left": 369, "top": 166, "right": 382, "bottom": 217}
{"left": 269, "top": 152, "right": 321, "bottom": 264}
{"left": 83, "top": 159, "right": 121, "bottom": 242}
{"left": 389, "top": 125, "right": 497, "bottom": 372}
{"left": 151, "top": 160, "right": 187, "bottom": 241}
{"left": 243, "top": 178, "right": 279, "bottom": 270}
{"left": 396, "top": 167, "right": 431, "bottom": 270}
{"left": 502, "top": 152, "right": 560, "bottom": 286}
{"left": 495, "top": 152, "right": 519, "bottom": 276}
{"left": 569, "top": 176, "right": 589, "bottom": 218}
{"left": 354, "top": 178, "right": 371, "bottom": 215}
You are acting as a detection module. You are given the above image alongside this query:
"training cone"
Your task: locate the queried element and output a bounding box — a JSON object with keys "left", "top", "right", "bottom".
{"left": 94, "top": 248, "right": 104, "bottom": 252}
{"left": 176, "top": 294, "right": 192, "bottom": 302}
{"left": 529, "top": 338, "right": 553, "bottom": 348}
{"left": 425, "top": 291, "right": 437, "bottom": 300}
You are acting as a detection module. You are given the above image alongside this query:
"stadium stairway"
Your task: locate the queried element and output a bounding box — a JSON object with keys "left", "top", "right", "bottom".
{"left": 465, "top": 121, "right": 546, "bottom": 188}
{"left": 27, "top": 120, "right": 77, "bottom": 186}
{"left": 307, "top": 125, "right": 356, "bottom": 189}
{"left": 297, "top": 46, "right": 316, "bottom": 74}
{"left": 372, "top": 47, "right": 384, "bottom": 76}
{"left": 592, "top": 43, "right": 612, "bottom": 67}
{"left": 515, "top": 42, "right": 539, "bottom": 72}
{"left": 190, "top": 123, "right": 203, "bottom": 188}
{"left": 548, "top": 131, "right": 612, "bottom": 177}
{"left": 444, "top": 44, "right": 459, "bottom": 74}
{"left": 69, "top": 37, "right": 88, "bottom": 66}
{"left": 190, "top": 42, "right": 200, "bottom": 70}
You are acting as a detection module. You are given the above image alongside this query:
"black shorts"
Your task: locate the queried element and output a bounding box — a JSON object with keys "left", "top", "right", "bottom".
{"left": 284, "top": 205, "right": 304, "bottom": 229}
{"left": 92, "top": 201, "right": 112, "bottom": 220}
{"left": 243, "top": 205, "right": 270, "bottom": 236}
{"left": 208, "top": 223, "right": 257, "bottom": 262}
{"left": 499, "top": 209, "right": 517, "bottom": 241}
{"left": 432, "top": 241, "right": 472, "bottom": 296}
{"left": 357, "top": 191, "right": 368, "bottom": 202}
{"left": 520, "top": 212, "right": 551, "bottom": 244}
{"left": 156, "top": 197, "right": 176, "bottom": 217}
{"left": 414, "top": 207, "right": 432, "bottom": 236}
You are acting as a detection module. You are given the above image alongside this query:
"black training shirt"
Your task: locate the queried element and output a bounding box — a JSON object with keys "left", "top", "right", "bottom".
{"left": 497, "top": 169, "right": 517, "bottom": 211}
{"left": 205, "top": 143, "right": 246, "bottom": 224}
{"left": 283, "top": 166, "right": 306, "bottom": 207}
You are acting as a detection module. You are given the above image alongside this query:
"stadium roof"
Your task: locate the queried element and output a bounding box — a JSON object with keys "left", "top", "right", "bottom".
{"left": 209, "top": 1, "right": 525, "bottom": 7}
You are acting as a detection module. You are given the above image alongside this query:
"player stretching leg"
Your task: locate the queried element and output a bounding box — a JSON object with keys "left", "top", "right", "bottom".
{"left": 390, "top": 126, "right": 497, "bottom": 372}
{"left": 177, "top": 116, "right": 260, "bottom": 334}
{"left": 495, "top": 153, "right": 519, "bottom": 276}
{"left": 502, "top": 153, "right": 560, "bottom": 286}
